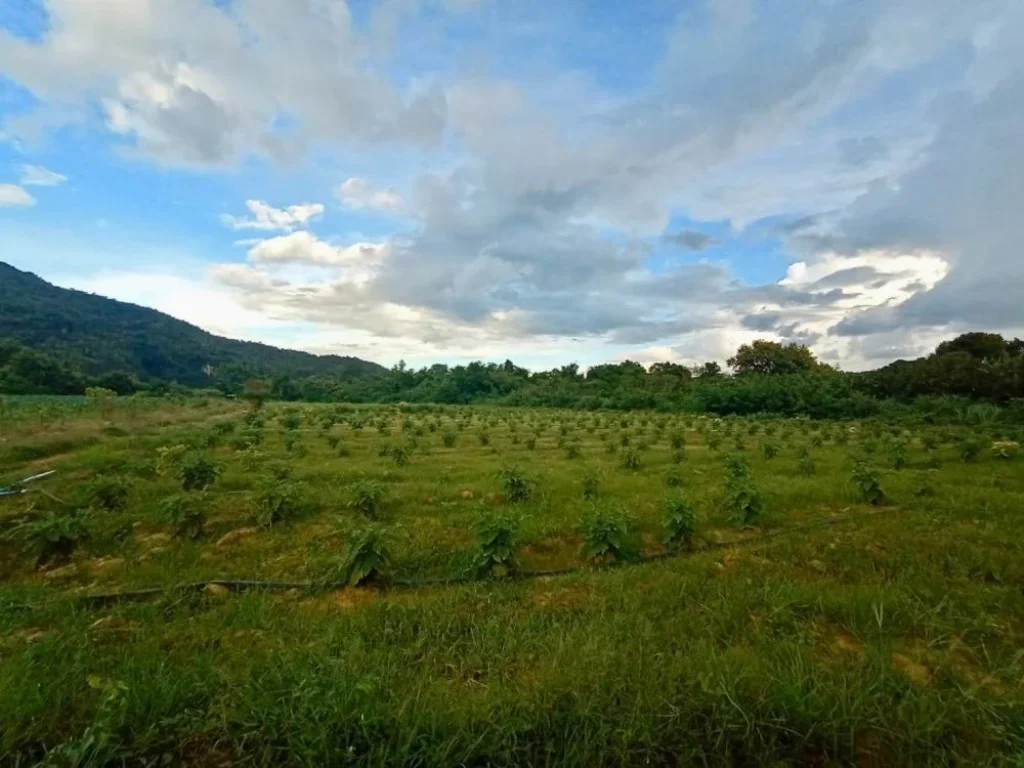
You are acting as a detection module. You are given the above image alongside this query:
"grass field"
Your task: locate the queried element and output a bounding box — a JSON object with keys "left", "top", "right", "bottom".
{"left": 1, "top": 398, "right": 1023, "bottom": 765}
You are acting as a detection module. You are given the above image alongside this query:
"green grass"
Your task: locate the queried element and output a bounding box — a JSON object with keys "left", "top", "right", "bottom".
{"left": 1, "top": 400, "right": 1023, "bottom": 765}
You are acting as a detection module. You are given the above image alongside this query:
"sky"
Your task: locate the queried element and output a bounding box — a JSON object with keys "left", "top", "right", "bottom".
{"left": 0, "top": 0, "right": 1021, "bottom": 372}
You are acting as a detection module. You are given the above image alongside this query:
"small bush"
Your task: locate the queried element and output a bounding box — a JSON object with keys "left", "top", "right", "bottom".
{"left": 670, "top": 433, "right": 685, "bottom": 450}
{"left": 255, "top": 484, "right": 304, "bottom": 528}
{"left": 160, "top": 494, "right": 206, "bottom": 539}
{"left": 478, "top": 432, "right": 490, "bottom": 447}
{"left": 473, "top": 513, "right": 520, "bottom": 577}
{"left": 581, "top": 470, "right": 600, "bottom": 501}
{"left": 761, "top": 442, "right": 778, "bottom": 460}
{"left": 390, "top": 445, "right": 411, "bottom": 466}
{"left": 177, "top": 454, "right": 219, "bottom": 491}
{"left": 347, "top": 480, "right": 386, "bottom": 519}
{"left": 797, "top": 453, "right": 816, "bottom": 476}
{"left": 888, "top": 441, "right": 908, "bottom": 471}
{"left": 441, "top": 431, "right": 457, "bottom": 448}
{"left": 498, "top": 466, "right": 533, "bottom": 503}
{"left": 665, "top": 469, "right": 683, "bottom": 488}
{"left": 671, "top": 449, "right": 685, "bottom": 465}
{"left": 280, "top": 413, "right": 301, "bottom": 430}
{"left": 6, "top": 509, "right": 91, "bottom": 565}
{"left": 86, "top": 477, "right": 130, "bottom": 512}
{"left": 663, "top": 494, "right": 698, "bottom": 549}
{"left": 579, "top": 504, "right": 635, "bottom": 564}
{"left": 851, "top": 461, "right": 885, "bottom": 505}
{"left": 565, "top": 443, "right": 582, "bottom": 460}
{"left": 620, "top": 449, "right": 641, "bottom": 471}
{"left": 992, "top": 440, "right": 1020, "bottom": 460}
{"left": 336, "top": 526, "right": 392, "bottom": 586}
{"left": 958, "top": 439, "right": 982, "bottom": 463}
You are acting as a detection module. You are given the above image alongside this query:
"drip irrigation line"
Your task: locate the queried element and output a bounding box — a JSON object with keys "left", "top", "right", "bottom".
{"left": 71, "top": 508, "right": 885, "bottom": 607}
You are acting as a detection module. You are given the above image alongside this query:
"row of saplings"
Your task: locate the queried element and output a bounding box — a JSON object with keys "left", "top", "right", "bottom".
{"left": 3, "top": 445, "right": 898, "bottom": 590}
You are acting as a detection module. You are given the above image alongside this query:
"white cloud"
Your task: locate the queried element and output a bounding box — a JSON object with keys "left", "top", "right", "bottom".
{"left": 0, "top": 184, "right": 35, "bottom": 207}
{"left": 246, "top": 231, "right": 390, "bottom": 268}
{"left": 336, "top": 177, "right": 405, "bottom": 213}
{"left": 220, "top": 200, "right": 325, "bottom": 232}
{"left": 19, "top": 164, "right": 67, "bottom": 186}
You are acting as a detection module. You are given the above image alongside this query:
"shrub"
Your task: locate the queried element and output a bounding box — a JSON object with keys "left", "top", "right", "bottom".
{"left": 390, "top": 445, "right": 411, "bottom": 466}
{"left": 665, "top": 469, "right": 683, "bottom": 488}
{"left": 992, "top": 440, "right": 1020, "bottom": 460}
{"left": 498, "top": 466, "right": 533, "bottom": 503}
{"left": 958, "top": 438, "right": 982, "bottom": 463}
{"left": 851, "top": 461, "right": 886, "bottom": 505}
{"left": 337, "top": 526, "right": 392, "bottom": 586}
{"left": 579, "top": 505, "right": 636, "bottom": 564}
{"left": 472, "top": 513, "right": 520, "bottom": 577}
{"left": 525, "top": 437, "right": 537, "bottom": 451}
{"left": 6, "top": 509, "right": 91, "bottom": 565}
{"left": 620, "top": 448, "right": 641, "bottom": 471}
{"left": 671, "top": 448, "right": 685, "bottom": 465}
{"left": 581, "top": 469, "right": 600, "bottom": 501}
{"left": 888, "top": 441, "right": 908, "bottom": 471}
{"left": 177, "top": 454, "right": 219, "bottom": 491}
{"left": 723, "top": 455, "right": 763, "bottom": 525}
{"left": 347, "top": 480, "right": 386, "bottom": 519}
{"left": 160, "top": 494, "right": 206, "bottom": 539}
{"left": 478, "top": 432, "right": 490, "bottom": 447}
{"left": 663, "top": 494, "right": 698, "bottom": 549}
{"left": 670, "top": 433, "right": 685, "bottom": 450}
{"left": 441, "top": 431, "right": 457, "bottom": 448}
{"left": 762, "top": 442, "right": 778, "bottom": 460}
{"left": 565, "top": 443, "right": 582, "bottom": 460}
{"left": 280, "top": 413, "right": 301, "bottom": 430}
{"left": 326, "top": 434, "right": 340, "bottom": 449}
{"left": 86, "top": 477, "right": 130, "bottom": 512}
{"left": 255, "top": 484, "right": 305, "bottom": 528}
{"left": 797, "top": 452, "right": 816, "bottom": 476}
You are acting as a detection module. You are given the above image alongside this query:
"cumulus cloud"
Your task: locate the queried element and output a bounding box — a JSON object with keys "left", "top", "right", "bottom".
{"left": 220, "top": 200, "right": 325, "bottom": 232}
{"left": 19, "top": 164, "right": 67, "bottom": 186}
{"left": 0, "top": 184, "right": 35, "bottom": 207}
{"left": 336, "top": 178, "right": 405, "bottom": 213}
{"left": 4, "top": 0, "right": 1022, "bottom": 370}
{"left": 0, "top": 0, "right": 446, "bottom": 166}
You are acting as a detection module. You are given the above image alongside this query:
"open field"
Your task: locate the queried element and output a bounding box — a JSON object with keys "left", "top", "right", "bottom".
{"left": 2, "top": 397, "right": 1023, "bottom": 765}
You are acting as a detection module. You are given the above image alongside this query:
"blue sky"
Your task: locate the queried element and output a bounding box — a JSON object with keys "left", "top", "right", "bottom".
{"left": 1, "top": 0, "right": 1022, "bottom": 371}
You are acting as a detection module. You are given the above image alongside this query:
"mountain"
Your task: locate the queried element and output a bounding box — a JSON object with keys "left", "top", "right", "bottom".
{"left": 0, "top": 262, "right": 384, "bottom": 387}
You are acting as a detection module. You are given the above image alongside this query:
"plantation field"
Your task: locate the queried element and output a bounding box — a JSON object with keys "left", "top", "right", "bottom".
{"left": 1, "top": 398, "right": 1023, "bottom": 765}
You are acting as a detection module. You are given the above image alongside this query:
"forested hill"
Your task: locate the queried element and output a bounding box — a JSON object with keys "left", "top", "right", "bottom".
{"left": 0, "top": 262, "right": 384, "bottom": 388}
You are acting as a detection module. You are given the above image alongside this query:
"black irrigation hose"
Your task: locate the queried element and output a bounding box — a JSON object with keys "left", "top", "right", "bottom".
{"left": 75, "top": 509, "right": 885, "bottom": 607}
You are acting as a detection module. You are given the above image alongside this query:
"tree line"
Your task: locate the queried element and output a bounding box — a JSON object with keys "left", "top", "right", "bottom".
{"left": 3, "top": 332, "right": 1022, "bottom": 422}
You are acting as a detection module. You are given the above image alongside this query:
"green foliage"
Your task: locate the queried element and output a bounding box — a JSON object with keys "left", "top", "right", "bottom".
{"left": 761, "top": 442, "right": 778, "bottom": 460}
{"left": 346, "top": 479, "right": 386, "bottom": 519}
{"left": 581, "top": 469, "right": 600, "bottom": 501}
{"left": 390, "top": 445, "right": 411, "bottom": 466}
{"left": 160, "top": 494, "right": 206, "bottom": 539}
{"left": 579, "top": 504, "right": 636, "bottom": 563}
{"left": 565, "top": 442, "right": 582, "bottom": 459}
{"left": 5, "top": 508, "right": 91, "bottom": 564}
{"left": 665, "top": 469, "right": 683, "bottom": 488}
{"left": 478, "top": 432, "right": 490, "bottom": 446}
{"left": 958, "top": 438, "right": 983, "bottom": 462}
{"left": 441, "top": 431, "right": 457, "bottom": 448}
{"left": 670, "top": 432, "right": 685, "bottom": 450}
{"left": 472, "top": 513, "right": 520, "bottom": 577}
{"left": 85, "top": 476, "right": 130, "bottom": 512}
{"left": 255, "top": 484, "right": 305, "bottom": 528}
{"left": 797, "top": 451, "right": 816, "bottom": 476}
{"left": 722, "top": 454, "right": 764, "bottom": 525}
{"left": 177, "top": 453, "right": 219, "bottom": 491}
{"left": 337, "top": 526, "right": 392, "bottom": 586}
{"left": 498, "top": 466, "right": 533, "bottom": 503}
{"left": 851, "top": 460, "right": 886, "bottom": 505}
{"left": 281, "top": 413, "right": 302, "bottom": 430}
{"left": 991, "top": 440, "right": 1019, "bottom": 460}
{"left": 888, "top": 441, "right": 908, "bottom": 470}
{"left": 620, "top": 448, "right": 641, "bottom": 471}
{"left": 663, "top": 494, "right": 698, "bottom": 549}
